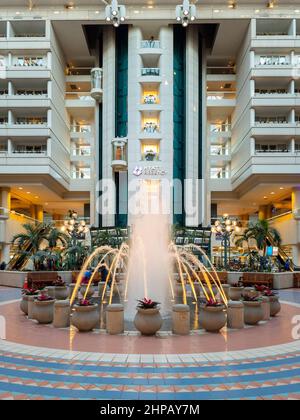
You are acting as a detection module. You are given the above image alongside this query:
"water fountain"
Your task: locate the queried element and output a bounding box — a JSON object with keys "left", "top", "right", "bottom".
{"left": 70, "top": 215, "right": 228, "bottom": 327}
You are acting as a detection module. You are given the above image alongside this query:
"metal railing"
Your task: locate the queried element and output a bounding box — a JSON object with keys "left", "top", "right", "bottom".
{"left": 141, "top": 40, "right": 161, "bottom": 49}
{"left": 207, "top": 66, "right": 236, "bottom": 75}
{"left": 141, "top": 68, "right": 160, "bottom": 77}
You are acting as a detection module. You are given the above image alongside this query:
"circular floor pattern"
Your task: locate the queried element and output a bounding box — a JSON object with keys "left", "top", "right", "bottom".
{"left": 0, "top": 287, "right": 299, "bottom": 400}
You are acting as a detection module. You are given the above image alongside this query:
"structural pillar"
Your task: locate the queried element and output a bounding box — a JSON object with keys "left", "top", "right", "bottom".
{"left": 0, "top": 188, "right": 11, "bottom": 263}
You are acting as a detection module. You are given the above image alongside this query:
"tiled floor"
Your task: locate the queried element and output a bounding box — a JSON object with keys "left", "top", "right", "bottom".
{"left": 0, "top": 286, "right": 299, "bottom": 400}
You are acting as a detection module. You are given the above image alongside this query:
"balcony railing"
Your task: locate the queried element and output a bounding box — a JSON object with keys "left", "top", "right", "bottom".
{"left": 13, "top": 57, "right": 46, "bottom": 67}
{"left": 141, "top": 152, "right": 160, "bottom": 162}
{"left": 12, "top": 149, "right": 47, "bottom": 155}
{"left": 71, "top": 147, "right": 91, "bottom": 157}
{"left": 72, "top": 170, "right": 91, "bottom": 180}
{"left": 210, "top": 124, "right": 231, "bottom": 133}
{"left": 255, "top": 118, "right": 288, "bottom": 125}
{"left": 141, "top": 68, "right": 160, "bottom": 77}
{"left": 70, "top": 125, "right": 92, "bottom": 134}
{"left": 210, "top": 170, "right": 230, "bottom": 179}
{"left": 14, "top": 118, "right": 47, "bottom": 125}
{"left": 66, "top": 67, "right": 91, "bottom": 76}
{"left": 255, "top": 147, "right": 290, "bottom": 154}
{"left": 143, "top": 95, "right": 159, "bottom": 104}
{"left": 207, "top": 91, "right": 236, "bottom": 100}
{"left": 256, "top": 56, "right": 290, "bottom": 66}
{"left": 207, "top": 66, "right": 236, "bottom": 75}
{"left": 254, "top": 89, "right": 289, "bottom": 95}
{"left": 143, "top": 123, "right": 160, "bottom": 134}
{"left": 65, "top": 92, "right": 94, "bottom": 101}
{"left": 141, "top": 40, "right": 161, "bottom": 49}
{"left": 15, "top": 90, "right": 48, "bottom": 97}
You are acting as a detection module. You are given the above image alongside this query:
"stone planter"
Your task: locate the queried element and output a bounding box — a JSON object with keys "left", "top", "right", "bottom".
{"left": 71, "top": 304, "right": 98, "bottom": 332}
{"left": 33, "top": 299, "right": 55, "bottom": 324}
{"left": 243, "top": 301, "right": 263, "bottom": 325}
{"left": 80, "top": 284, "right": 94, "bottom": 299}
{"left": 54, "top": 286, "right": 69, "bottom": 301}
{"left": 68, "top": 283, "right": 78, "bottom": 300}
{"left": 46, "top": 286, "right": 56, "bottom": 299}
{"left": 202, "top": 305, "right": 227, "bottom": 333}
{"left": 106, "top": 304, "right": 124, "bottom": 335}
{"left": 172, "top": 304, "right": 190, "bottom": 335}
{"left": 53, "top": 300, "right": 70, "bottom": 328}
{"left": 261, "top": 296, "right": 271, "bottom": 321}
{"left": 20, "top": 294, "right": 35, "bottom": 315}
{"left": 229, "top": 287, "right": 244, "bottom": 301}
{"left": 27, "top": 296, "right": 36, "bottom": 320}
{"left": 134, "top": 307, "right": 163, "bottom": 336}
{"left": 269, "top": 296, "right": 281, "bottom": 317}
{"left": 222, "top": 284, "right": 230, "bottom": 300}
{"left": 203, "top": 285, "right": 218, "bottom": 299}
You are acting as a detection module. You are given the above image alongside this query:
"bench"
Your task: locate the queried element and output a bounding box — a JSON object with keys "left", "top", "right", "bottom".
{"left": 27, "top": 272, "right": 58, "bottom": 289}
{"left": 241, "top": 273, "right": 273, "bottom": 289}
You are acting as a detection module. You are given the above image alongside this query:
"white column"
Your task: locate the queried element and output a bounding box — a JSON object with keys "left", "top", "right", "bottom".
{"left": 7, "top": 139, "right": 12, "bottom": 155}
{"left": 0, "top": 188, "right": 11, "bottom": 263}
{"left": 159, "top": 26, "right": 174, "bottom": 223}
{"left": 250, "top": 137, "right": 256, "bottom": 156}
{"left": 102, "top": 27, "right": 116, "bottom": 227}
{"left": 127, "top": 26, "right": 142, "bottom": 226}
{"left": 185, "top": 26, "right": 200, "bottom": 227}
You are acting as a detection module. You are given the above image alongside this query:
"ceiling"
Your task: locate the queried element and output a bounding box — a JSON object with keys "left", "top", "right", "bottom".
{"left": 0, "top": 1, "right": 297, "bottom": 5}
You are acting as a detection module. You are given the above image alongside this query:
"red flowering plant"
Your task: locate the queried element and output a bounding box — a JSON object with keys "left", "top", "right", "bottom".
{"left": 53, "top": 276, "right": 66, "bottom": 287}
{"left": 22, "top": 288, "right": 39, "bottom": 296}
{"left": 77, "top": 298, "right": 93, "bottom": 307}
{"left": 263, "top": 289, "right": 278, "bottom": 297}
{"left": 205, "top": 298, "right": 223, "bottom": 307}
{"left": 137, "top": 298, "right": 160, "bottom": 309}
{"left": 242, "top": 295, "right": 261, "bottom": 302}
{"left": 254, "top": 284, "right": 268, "bottom": 293}
{"left": 35, "top": 292, "right": 54, "bottom": 302}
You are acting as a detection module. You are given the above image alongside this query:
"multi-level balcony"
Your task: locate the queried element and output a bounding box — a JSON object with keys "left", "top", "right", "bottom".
{"left": 207, "top": 90, "right": 236, "bottom": 107}
{"left": 66, "top": 67, "right": 92, "bottom": 84}
{"left": 71, "top": 145, "right": 91, "bottom": 163}
{"left": 0, "top": 20, "right": 50, "bottom": 49}
{"left": 206, "top": 63, "right": 236, "bottom": 83}
{"left": 0, "top": 80, "right": 49, "bottom": 108}
{"left": 0, "top": 111, "right": 49, "bottom": 137}
{"left": 70, "top": 124, "right": 93, "bottom": 142}
{"left": 210, "top": 145, "right": 231, "bottom": 166}
{"left": 209, "top": 123, "right": 232, "bottom": 144}
{"left": 65, "top": 92, "right": 95, "bottom": 108}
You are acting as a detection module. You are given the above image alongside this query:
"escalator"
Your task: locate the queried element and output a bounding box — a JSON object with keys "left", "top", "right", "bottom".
{"left": 266, "top": 233, "right": 298, "bottom": 271}
{"left": 7, "top": 224, "right": 48, "bottom": 271}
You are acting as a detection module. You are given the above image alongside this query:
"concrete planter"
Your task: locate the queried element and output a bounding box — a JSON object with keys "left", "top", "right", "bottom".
{"left": 68, "top": 283, "right": 78, "bottom": 300}
{"left": 106, "top": 304, "right": 124, "bottom": 335}
{"left": 54, "top": 286, "right": 69, "bottom": 301}
{"left": 229, "top": 287, "right": 244, "bottom": 301}
{"left": 222, "top": 284, "right": 230, "bottom": 300}
{"left": 269, "top": 296, "right": 281, "bottom": 317}
{"left": 33, "top": 299, "right": 55, "bottom": 324}
{"left": 261, "top": 296, "right": 271, "bottom": 321}
{"left": 80, "top": 285, "right": 94, "bottom": 299}
{"left": 202, "top": 306, "right": 227, "bottom": 333}
{"left": 45, "top": 286, "right": 56, "bottom": 298}
{"left": 134, "top": 308, "right": 163, "bottom": 336}
{"left": 20, "top": 295, "right": 33, "bottom": 315}
{"left": 243, "top": 301, "right": 263, "bottom": 325}
{"left": 172, "top": 304, "right": 190, "bottom": 335}
{"left": 202, "top": 306, "right": 226, "bottom": 333}
{"left": 71, "top": 304, "right": 98, "bottom": 332}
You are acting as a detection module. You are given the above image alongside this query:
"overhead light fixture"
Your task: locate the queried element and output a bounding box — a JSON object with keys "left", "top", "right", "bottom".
{"left": 64, "top": 3, "right": 75, "bottom": 10}
{"left": 228, "top": 1, "right": 237, "bottom": 9}
{"left": 105, "top": 0, "right": 126, "bottom": 28}
{"left": 267, "top": 1, "right": 274, "bottom": 9}
{"left": 175, "top": 0, "right": 196, "bottom": 27}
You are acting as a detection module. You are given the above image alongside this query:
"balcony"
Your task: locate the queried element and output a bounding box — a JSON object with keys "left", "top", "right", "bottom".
{"left": 207, "top": 91, "right": 236, "bottom": 107}
{"left": 112, "top": 137, "right": 127, "bottom": 171}
{"left": 65, "top": 92, "right": 95, "bottom": 108}
{"left": 71, "top": 146, "right": 91, "bottom": 162}
{"left": 141, "top": 68, "right": 160, "bottom": 77}
{"left": 70, "top": 125, "right": 93, "bottom": 141}
{"left": 140, "top": 40, "right": 161, "bottom": 49}
{"left": 90, "top": 68, "right": 103, "bottom": 101}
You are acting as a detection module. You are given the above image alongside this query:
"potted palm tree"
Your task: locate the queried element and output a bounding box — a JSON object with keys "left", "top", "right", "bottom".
{"left": 71, "top": 299, "right": 98, "bottom": 332}
{"left": 202, "top": 299, "right": 227, "bottom": 333}
{"left": 33, "top": 292, "right": 55, "bottom": 324}
{"left": 134, "top": 298, "right": 163, "bottom": 336}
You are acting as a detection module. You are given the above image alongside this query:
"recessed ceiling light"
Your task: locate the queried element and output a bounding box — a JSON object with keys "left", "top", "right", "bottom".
{"left": 228, "top": 2, "right": 237, "bottom": 9}
{"left": 45, "top": 202, "right": 49, "bottom": 205}
{"left": 255, "top": 9, "right": 260, "bottom": 13}
{"left": 18, "top": 187, "right": 23, "bottom": 190}
{"left": 267, "top": 1, "right": 274, "bottom": 9}
{"left": 54, "top": 11, "right": 60, "bottom": 14}
{"left": 270, "top": 192, "right": 275, "bottom": 195}
{"left": 280, "top": 187, "right": 284, "bottom": 190}
{"left": 35, "top": 196, "right": 39, "bottom": 199}
{"left": 95, "top": 11, "right": 100, "bottom": 14}
{"left": 295, "top": 10, "right": 300, "bottom": 13}
{"left": 264, "top": 196, "right": 268, "bottom": 199}
{"left": 26, "top": 191, "right": 31, "bottom": 194}
{"left": 214, "top": 10, "right": 220, "bottom": 13}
